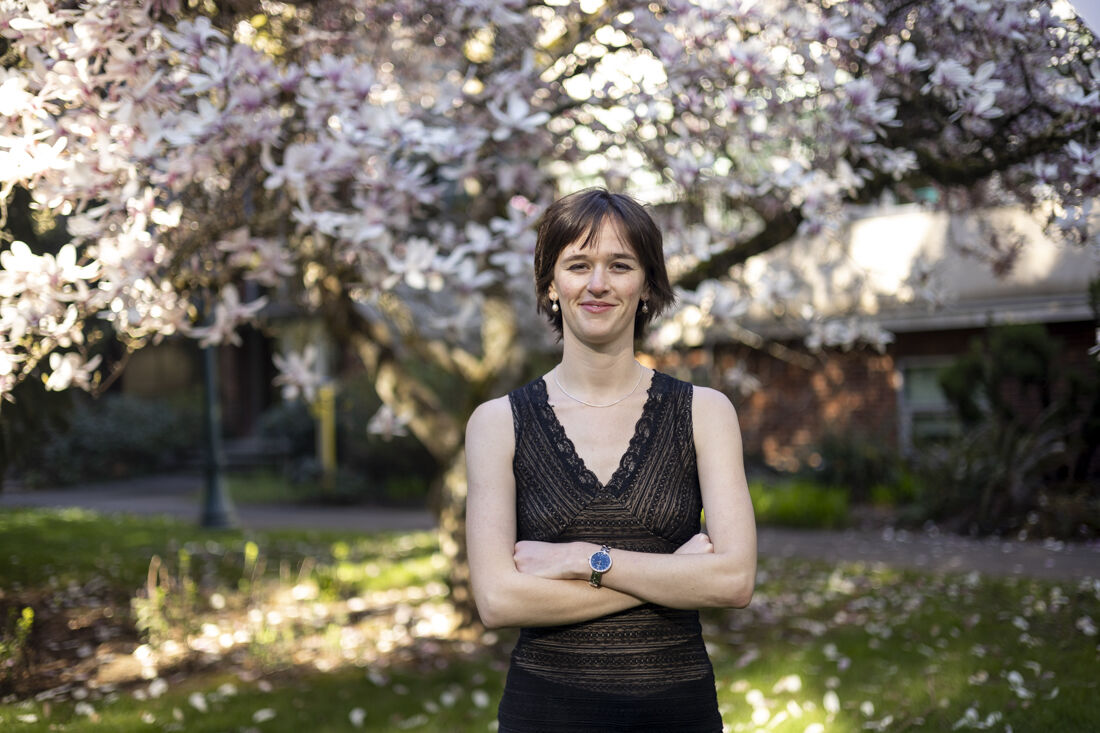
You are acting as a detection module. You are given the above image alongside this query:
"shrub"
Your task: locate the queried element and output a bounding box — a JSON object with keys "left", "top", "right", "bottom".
{"left": 1, "top": 378, "right": 74, "bottom": 490}
{"left": 911, "top": 324, "right": 1100, "bottom": 538}
{"left": 809, "top": 432, "right": 901, "bottom": 504}
{"left": 256, "top": 399, "right": 315, "bottom": 458}
{"left": 334, "top": 375, "right": 438, "bottom": 496}
{"left": 869, "top": 468, "right": 919, "bottom": 507}
{"left": 748, "top": 479, "right": 849, "bottom": 529}
{"left": 0, "top": 606, "right": 34, "bottom": 695}
{"left": 912, "top": 406, "right": 1071, "bottom": 535}
{"left": 20, "top": 393, "right": 200, "bottom": 486}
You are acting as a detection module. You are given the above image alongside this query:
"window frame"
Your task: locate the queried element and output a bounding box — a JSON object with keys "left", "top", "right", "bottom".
{"left": 895, "top": 355, "right": 961, "bottom": 455}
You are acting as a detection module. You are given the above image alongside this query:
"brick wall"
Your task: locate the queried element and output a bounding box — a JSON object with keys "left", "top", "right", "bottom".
{"left": 710, "top": 344, "right": 898, "bottom": 471}
{"left": 654, "top": 320, "right": 1097, "bottom": 473}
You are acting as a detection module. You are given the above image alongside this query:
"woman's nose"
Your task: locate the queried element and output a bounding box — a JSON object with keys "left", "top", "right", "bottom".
{"left": 587, "top": 266, "right": 608, "bottom": 293}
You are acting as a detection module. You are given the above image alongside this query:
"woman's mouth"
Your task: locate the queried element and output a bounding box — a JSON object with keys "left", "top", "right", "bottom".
{"left": 580, "top": 301, "right": 614, "bottom": 313}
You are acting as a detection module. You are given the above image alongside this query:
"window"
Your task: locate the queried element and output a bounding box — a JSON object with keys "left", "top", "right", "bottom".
{"left": 896, "top": 357, "right": 960, "bottom": 453}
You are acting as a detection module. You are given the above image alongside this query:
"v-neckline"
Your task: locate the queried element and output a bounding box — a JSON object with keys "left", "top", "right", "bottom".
{"left": 535, "top": 371, "right": 663, "bottom": 491}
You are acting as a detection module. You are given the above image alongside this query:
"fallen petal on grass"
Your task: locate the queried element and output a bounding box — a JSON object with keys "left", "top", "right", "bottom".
{"left": 252, "top": 707, "right": 276, "bottom": 722}
{"left": 188, "top": 692, "right": 208, "bottom": 712}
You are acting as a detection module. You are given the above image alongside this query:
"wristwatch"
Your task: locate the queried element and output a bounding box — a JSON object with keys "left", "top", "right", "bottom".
{"left": 588, "top": 545, "right": 613, "bottom": 588}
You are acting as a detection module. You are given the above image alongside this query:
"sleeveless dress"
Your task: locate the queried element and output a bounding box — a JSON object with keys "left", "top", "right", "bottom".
{"left": 498, "top": 371, "right": 723, "bottom": 733}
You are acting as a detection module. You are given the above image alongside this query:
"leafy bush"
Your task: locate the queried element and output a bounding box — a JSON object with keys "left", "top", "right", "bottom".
{"left": 939, "top": 323, "right": 1056, "bottom": 425}
{"left": 334, "top": 375, "right": 438, "bottom": 492}
{"left": 19, "top": 393, "right": 200, "bottom": 486}
{"left": 256, "top": 399, "right": 315, "bottom": 458}
{"left": 748, "top": 479, "right": 849, "bottom": 529}
{"left": 869, "top": 469, "right": 919, "bottom": 507}
{"left": 0, "top": 606, "right": 34, "bottom": 695}
{"left": 1030, "top": 490, "right": 1100, "bottom": 539}
{"left": 912, "top": 408, "right": 1067, "bottom": 533}
{"left": 1, "top": 377, "right": 74, "bottom": 489}
{"left": 912, "top": 324, "right": 1100, "bottom": 538}
{"left": 809, "top": 431, "right": 901, "bottom": 503}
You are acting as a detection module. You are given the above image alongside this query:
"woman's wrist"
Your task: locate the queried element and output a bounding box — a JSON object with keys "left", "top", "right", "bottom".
{"left": 576, "top": 542, "right": 599, "bottom": 580}
{"left": 576, "top": 537, "right": 602, "bottom": 576}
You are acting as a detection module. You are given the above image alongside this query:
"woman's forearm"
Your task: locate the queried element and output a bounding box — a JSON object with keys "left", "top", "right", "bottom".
{"left": 596, "top": 547, "right": 754, "bottom": 609}
{"left": 475, "top": 570, "right": 644, "bottom": 628}
{"left": 515, "top": 539, "right": 754, "bottom": 610}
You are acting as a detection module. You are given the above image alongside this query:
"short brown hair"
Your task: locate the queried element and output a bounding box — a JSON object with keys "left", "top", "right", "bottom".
{"left": 534, "top": 188, "right": 674, "bottom": 339}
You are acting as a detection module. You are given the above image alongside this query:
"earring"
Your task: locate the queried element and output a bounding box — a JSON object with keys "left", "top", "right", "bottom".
{"left": 551, "top": 299, "right": 559, "bottom": 313}
{"left": 641, "top": 300, "right": 649, "bottom": 314}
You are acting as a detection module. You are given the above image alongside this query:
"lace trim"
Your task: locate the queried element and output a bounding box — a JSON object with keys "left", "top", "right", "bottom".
{"left": 531, "top": 371, "right": 668, "bottom": 494}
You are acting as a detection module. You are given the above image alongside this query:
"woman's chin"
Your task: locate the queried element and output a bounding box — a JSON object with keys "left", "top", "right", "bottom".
{"left": 565, "top": 326, "right": 633, "bottom": 347}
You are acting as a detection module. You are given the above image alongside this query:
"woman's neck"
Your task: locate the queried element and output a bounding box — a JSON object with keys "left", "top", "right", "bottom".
{"left": 556, "top": 338, "right": 640, "bottom": 395}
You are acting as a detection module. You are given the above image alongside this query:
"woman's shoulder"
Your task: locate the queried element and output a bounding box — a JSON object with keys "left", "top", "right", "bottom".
{"left": 466, "top": 374, "right": 552, "bottom": 441}
{"left": 465, "top": 396, "right": 515, "bottom": 455}
{"left": 656, "top": 376, "right": 736, "bottom": 422}
{"left": 689, "top": 384, "right": 741, "bottom": 439}
{"left": 653, "top": 371, "right": 734, "bottom": 411}
{"left": 690, "top": 384, "right": 735, "bottom": 410}
{"left": 465, "top": 396, "right": 516, "bottom": 470}
{"left": 467, "top": 395, "right": 513, "bottom": 432}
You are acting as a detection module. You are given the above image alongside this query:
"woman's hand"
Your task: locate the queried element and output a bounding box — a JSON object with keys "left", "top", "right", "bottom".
{"left": 514, "top": 540, "right": 588, "bottom": 580}
{"left": 674, "top": 533, "right": 714, "bottom": 555}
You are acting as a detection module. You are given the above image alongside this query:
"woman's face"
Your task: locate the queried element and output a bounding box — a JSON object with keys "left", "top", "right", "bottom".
{"left": 548, "top": 221, "right": 648, "bottom": 347}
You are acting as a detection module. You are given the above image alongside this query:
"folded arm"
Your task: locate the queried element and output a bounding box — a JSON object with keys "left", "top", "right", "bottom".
{"left": 512, "top": 387, "right": 756, "bottom": 610}
{"left": 465, "top": 397, "right": 645, "bottom": 629}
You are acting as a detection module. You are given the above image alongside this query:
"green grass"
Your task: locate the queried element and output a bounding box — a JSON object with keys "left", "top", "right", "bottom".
{"left": 223, "top": 469, "right": 431, "bottom": 507}
{"left": 1, "top": 508, "right": 1098, "bottom": 731}
{"left": 1, "top": 662, "right": 504, "bottom": 732}
{"left": 0, "top": 507, "right": 434, "bottom": 594}
{"left": 224, "top": 470, "right": 313, "bottom": 505}
{"left": 706, "top": 560, "right": 1100, "bottom": 731}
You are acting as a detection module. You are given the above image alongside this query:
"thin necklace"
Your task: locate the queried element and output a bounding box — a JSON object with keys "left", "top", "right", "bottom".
{"left": 553, "top": 363, "right": 644, "bottom": 408}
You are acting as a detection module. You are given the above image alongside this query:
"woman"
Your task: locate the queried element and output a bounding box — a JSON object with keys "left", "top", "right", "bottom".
{"left": 465, "top": 188, "right": 757, "bottom": 732}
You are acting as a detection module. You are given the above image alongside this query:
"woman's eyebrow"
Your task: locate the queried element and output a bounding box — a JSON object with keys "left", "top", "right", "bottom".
{"left": 560, "top": 251, "right": 639, "bottom": 263}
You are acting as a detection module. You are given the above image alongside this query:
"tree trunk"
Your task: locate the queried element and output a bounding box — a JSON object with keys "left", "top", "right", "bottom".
{"left": 436, "top": 449, "right": 478, "bottom": 628}
{"left": 340, "top": 296, "right": 522, "bottom": 630}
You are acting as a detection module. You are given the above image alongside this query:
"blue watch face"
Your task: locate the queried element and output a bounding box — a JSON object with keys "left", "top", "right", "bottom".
{"left": 590, "top": 551, "right": 611, "bottom": 573}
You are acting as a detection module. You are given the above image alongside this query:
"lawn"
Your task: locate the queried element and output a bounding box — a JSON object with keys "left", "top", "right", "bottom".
{"left": 0, "top": 508, "right": 1097, "bottom": 731}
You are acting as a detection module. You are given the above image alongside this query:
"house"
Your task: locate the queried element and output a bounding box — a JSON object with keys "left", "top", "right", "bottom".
{"left": 683, "top": 204, "right": 1098, "bottom": 472}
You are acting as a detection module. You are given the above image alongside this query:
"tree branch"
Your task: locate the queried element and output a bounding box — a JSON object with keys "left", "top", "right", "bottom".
{"left": 676, "top": 207, "right": 804, "bottom": 289}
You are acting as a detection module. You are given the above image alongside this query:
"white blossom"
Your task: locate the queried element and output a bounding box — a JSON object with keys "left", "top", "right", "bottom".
{"left": 367, "top": 404, "right": 410, "bottom": 440}
{"left": 273, "top": 346, "right": 321, "bottom": 403}
{"left": 0, "top": 0, "right": 1095, "bottom": 404}
{"left": 188, "top": 288, "right": 268, "bottom": 347}
{"left": 43, "top": 351, "right": 101, "bottom": 391}
{"left": 487, "top": 92, "right": 550, "bottom": 141}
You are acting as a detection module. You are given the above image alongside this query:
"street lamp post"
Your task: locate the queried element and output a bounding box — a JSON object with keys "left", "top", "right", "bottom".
{"left": 200, "top": 337, "right": 237, "bottom": 528}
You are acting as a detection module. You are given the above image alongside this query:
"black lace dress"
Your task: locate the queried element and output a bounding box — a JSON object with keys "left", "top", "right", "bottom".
{"left": 498, "top": 371, "right": 723, "bottom": 732}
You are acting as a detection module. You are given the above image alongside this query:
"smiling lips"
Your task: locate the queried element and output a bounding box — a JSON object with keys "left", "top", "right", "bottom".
{"left": 580, "top": 301, "right": 615, "bottom": 313}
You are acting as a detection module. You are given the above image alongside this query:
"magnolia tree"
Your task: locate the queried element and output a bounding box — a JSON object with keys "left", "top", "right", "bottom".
{"left": 2, "top": 0, "right": 1098, "bottom": 619}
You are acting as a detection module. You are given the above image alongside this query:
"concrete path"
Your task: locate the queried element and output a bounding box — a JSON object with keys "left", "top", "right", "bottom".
{"left": 758, "top": 525, "right": 1098, "bottom": 582}
{"left": 3, "top": 473, "right": 1097, "bottom": 581}
{"left": 0, "top": 473, "right": 436, "bottom": 533}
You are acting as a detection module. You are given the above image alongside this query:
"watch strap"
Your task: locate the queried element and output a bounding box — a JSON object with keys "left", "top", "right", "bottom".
{"left": 588, "top": 544, "right": 612, "bottom": 588}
